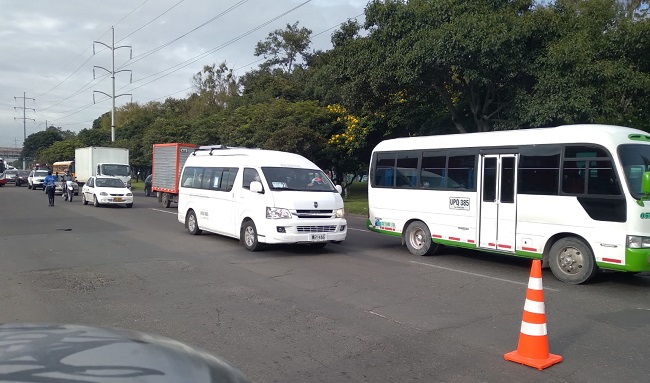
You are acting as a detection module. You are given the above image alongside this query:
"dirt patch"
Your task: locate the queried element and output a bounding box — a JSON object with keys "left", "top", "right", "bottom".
{"left": 29, "top": 268, "right": 116, "bottom": 293}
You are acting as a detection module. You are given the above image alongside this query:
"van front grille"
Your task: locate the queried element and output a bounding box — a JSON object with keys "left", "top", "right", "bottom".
{"left": 297, "top": 226, "right": 337, "bottom": 233}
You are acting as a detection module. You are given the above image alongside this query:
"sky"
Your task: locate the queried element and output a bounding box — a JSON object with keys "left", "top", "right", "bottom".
{"left": 0, "top": 0, "right": 368, "bottom": 148}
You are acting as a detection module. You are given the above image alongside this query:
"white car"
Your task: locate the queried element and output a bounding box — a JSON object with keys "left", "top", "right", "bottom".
{"left": 28, "top": 169, "right": 49, "bottom": 190}
{"left": 82, "top": 176, "right": 133, "bottom": 208}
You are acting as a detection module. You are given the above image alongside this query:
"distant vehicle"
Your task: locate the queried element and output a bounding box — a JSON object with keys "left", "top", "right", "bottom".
{"left": 4, "top": 169, "right": 18, "bottom": 184}
{"left": 52, "top": 160, "right": 75, "bottom": 179}
{"left": 82, "top": 176, "right": 133, "bottom": 208}
{"left": 0, "top": 158, "right": 5, "bottom": 187}
{"left": 28, "top": 169, "right": 49, "bottom": 190}
{"left": 54, "top": 174, "right": 79, "bottom": 196}
{"left": 14, "top": 170, "right": 30, "bottom": 186}
{"left": 178, "top": 146, "right": 347, "bottom": 251}
{"left": 368, "top": 124, "right": 650, "bottom": 284}
{"left": 144, "top": 174, "right": 152, "bottom": 196}
{"left": 152, "top": 143, "right": 197, "bottom": 207}
{"left": 75, "top": 147, "right": 131, "bottom": 188}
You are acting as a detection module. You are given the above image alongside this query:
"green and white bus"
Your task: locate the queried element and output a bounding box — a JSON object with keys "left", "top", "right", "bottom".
{"left": 367, "top": 124, "right": 650, "bottom": 284}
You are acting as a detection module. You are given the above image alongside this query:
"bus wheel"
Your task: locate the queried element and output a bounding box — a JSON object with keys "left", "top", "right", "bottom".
{"left": 405, "top": 221, "right": 439, "bottom": 256}
{"left": 186, "top": 210, "right": 202, "bottom": 235}
{"left": 242, "top": 220, "right": 261, "bottom": 252}
{"left": 549, "top": 237, "right": 597, "bottom": 284}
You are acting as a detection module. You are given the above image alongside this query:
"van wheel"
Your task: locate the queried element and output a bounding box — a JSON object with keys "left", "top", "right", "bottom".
{"left": 186, "top": 210, "right": 202, "bottom": 235}
{"left": 242, "top": 220, "right": 261, "bottom": 252}
{"left": 404, "top": 220, "right": 440, "bottom": 256}
{"left": 549, "top": 237, "right": 597, "bottom": 284}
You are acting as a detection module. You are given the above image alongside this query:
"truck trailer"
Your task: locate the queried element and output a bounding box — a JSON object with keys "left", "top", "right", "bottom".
{"left": 75, "top": 147, "right": 131, "bottom": 188}
{"left": 152, "top": 143, "right": 197, "bottom": 208}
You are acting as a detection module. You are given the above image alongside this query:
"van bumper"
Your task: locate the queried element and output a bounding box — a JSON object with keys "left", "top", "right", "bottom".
{"left": 261, "top": 219, "right": 347, "bottom": 244}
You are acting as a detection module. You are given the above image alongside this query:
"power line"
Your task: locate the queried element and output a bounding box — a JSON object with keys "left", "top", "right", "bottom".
{"left": 117, "top": 0, "right": 186, "bottom": 43}
{"left": 119, "top": 0, "right": 314, "bottom": 94}
{"left": 119, "top": 0, "right": 251, "bottom": 70}
{"left": 31, "top": 0, "right": 149, "bottom": 100}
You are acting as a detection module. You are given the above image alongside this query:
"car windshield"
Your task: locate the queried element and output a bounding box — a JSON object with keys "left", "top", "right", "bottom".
{"left": 6, "top": 170, "right": 17, "bottom": 175}
{"left": 101, "top": 164, "right": 130, "bottom": 176}
{"left": 95, "top": 178, "right": 125, "bottom": 188}
{"left": 19, "top": 170, "right": 30, "bottom": 176}
{"left": 35, "top": 170, "right": 49, "bottom": 176}
{"left": 619, "top": 144, "right": 650, "bottom": 199}
{"left": 261, "top": 167, "right": 336, "bottom": 192}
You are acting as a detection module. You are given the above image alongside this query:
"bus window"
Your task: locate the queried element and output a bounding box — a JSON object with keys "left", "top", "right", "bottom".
{"left": 396, "top": 153, "right": 418, "bottom": 188}
{"left": 374, "top": 153, "right": 396, "bottom": 187}
{"left": 421, "top": 152, "right": 446, "bottom": 188}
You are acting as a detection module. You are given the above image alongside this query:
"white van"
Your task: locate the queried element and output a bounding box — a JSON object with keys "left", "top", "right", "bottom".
{"left": 177, "top": 146, "right": 347, "bottom": 251}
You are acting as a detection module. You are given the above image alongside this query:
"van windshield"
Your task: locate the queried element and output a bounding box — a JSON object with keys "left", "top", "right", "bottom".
{"left": 261, "top": 167, "right": 336, "bottom": 192}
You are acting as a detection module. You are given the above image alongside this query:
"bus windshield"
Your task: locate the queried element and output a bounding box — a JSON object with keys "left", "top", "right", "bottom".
{"left": 101, "top": 164, "right": 130, "bottom": 177}
{"left": 618, "top": 144, "right": 650, "bottom": 199}
{"left": 261, "top": 167, "right": 336, "bottom": 192}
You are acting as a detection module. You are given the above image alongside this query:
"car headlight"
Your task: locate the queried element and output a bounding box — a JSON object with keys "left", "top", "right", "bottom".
{"left": 266, "top": 207, "right": 292, "bottom": 219}
{"left": 627, "top": 235, "right": 650, "bottom": 248}
{"left": 100, "top": 192, "right": 108, "bottom": 196}
{"left": 335, "top": 208, "right": 345, "bottom": 218}
{"left": 126, "top": 193, "right": 133, "bottom": 196}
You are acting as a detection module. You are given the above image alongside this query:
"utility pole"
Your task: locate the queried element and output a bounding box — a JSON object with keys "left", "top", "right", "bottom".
{"left": 93, "top": 26, "right": 133, "bottom": 142}
{"left": 14, "top": 92, "right": 35, "bottom": 170}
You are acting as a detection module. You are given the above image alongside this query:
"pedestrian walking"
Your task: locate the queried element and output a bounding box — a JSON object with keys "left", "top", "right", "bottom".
{"left": 43, "top": 170, "right": 56, "bottom": 206}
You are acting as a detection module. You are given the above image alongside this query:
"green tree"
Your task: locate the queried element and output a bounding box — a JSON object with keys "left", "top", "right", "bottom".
{"left": 22, "top": 130, "right": 63, "bottom": 161}
{"left": 37, "top": 139, "right": 82, "bottom": 164}
{"left": 190, "top": 62, "right": 240, "bottom": 116}
{"left": 254, "top": 21, "right": 312, "bottom": 73}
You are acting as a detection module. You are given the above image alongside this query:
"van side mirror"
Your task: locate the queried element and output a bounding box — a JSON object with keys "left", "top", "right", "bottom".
{"left": 335, "top": 185, "right": 343, "bottom": 194}
{"left": 250, "top": 181, "right": 264, "bottom": 193}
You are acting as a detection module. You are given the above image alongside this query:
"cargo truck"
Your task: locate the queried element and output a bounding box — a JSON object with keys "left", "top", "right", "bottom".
{"left": 75, "top": 147, "right": 131, "bottom": 188}
{"left": 152, "top": 143, "right": 197, "bottom": 208}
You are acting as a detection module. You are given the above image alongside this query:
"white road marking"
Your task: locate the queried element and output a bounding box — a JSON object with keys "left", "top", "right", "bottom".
{"left": 150, "top": 208, "right": 177, "bottom": 215}
{"left": 409, "top": 260, "right": 560, "bottom": 292}
{"left": 367, "top": 310, "right": 422, "bottom": 331}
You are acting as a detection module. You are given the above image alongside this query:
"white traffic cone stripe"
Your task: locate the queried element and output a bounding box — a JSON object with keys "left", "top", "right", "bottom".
{"left": 524, "top": 299, "right": 546, "bottom": 314}
{"left": 527, "top": 276, "right": 543, "bottom": 290}
{"left": 520, "top": 321, "right": 548, "bottom": 336}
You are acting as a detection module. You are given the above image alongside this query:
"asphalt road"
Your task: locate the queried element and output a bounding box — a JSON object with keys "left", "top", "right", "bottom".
{"left": 1, "top": 184, "right": 649, "bottom": 383}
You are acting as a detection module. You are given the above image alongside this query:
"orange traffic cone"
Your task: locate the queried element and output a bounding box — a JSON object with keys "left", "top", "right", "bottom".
{"left": 504, "top": 259, "right": 562, "bottom": 370}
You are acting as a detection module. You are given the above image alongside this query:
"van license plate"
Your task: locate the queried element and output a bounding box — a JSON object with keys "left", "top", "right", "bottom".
{"left": 310, "top": 233, "right": 327, "bottom": 242}
{"left": 114, "top": 197, "right": 122, "bottom": 202}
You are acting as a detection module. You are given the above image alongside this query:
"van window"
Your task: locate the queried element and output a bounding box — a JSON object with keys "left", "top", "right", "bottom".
{"left": 243, "top": 168, "right": 261, "bottom": 190}
{"left": 261, "top": 167, "right": 336, "bottom": 192}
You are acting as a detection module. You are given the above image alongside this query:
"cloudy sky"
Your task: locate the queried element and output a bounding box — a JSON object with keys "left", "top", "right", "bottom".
{"left": 0, "top": 0, "right": 368, "bottom": 148}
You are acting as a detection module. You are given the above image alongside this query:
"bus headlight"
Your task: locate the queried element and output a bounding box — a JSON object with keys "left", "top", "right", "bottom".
{"left": 626, "top": 235, "right": 650, "bottom": 248}
{"left": 335, "top": 208, "right": 345, "bottom": 218}
{"left": 267, "top": 207, "right": 292, "bottom": 219}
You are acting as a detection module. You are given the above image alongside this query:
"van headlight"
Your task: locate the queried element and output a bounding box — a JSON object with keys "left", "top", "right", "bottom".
{"left": 627, "top": 235, "right": 650, "bottom": 248}
{"left": 267, "top": 207, "right": 292, "bottom": 219}
{"left": 335, "top": 208, "right": 345, "bottom": 218}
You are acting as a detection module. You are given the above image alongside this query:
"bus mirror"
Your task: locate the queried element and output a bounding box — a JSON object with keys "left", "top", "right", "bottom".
{"left": 642, "top": 172, "right": 650, "bottom": 195}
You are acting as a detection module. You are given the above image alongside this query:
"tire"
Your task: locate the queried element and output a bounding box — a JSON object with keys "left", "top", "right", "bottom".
{"left": 82, "top": 194, "right": 88, "bottom": 205}
{"left": 241, "top": 220, "right": 261, "bottom": 251}
{"left": 28, "top": 183, "right": 32, "bottom": 190}
{"left": 68, "top": 191, "right": 73, "bottom": 202}
{"left": 549, "top": 237, "right": 597, "bottom": 284}
{"left": 310, "top": 242, "right": 328, "bottom": 249}
{"left": 186, "top": 210, "right": 202, "bottom": 235}
{"left": 126, "top": 203, "right": 133, "bottom": 208}
{"left": 404, "top": 220, "right": 440, "bottom": 256}
{"left": 93, "top": 195, "right": 100, "bottom": 207}
{"left": 162, "top": 193, "right": 171, "bottom": 208}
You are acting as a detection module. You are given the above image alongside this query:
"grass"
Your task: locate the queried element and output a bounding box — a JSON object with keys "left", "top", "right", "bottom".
{"left": 343, "top": 182, "right": 368, "bottom": 216}
{"left": 130, "top": 179, "right": 145, "bottom": 191}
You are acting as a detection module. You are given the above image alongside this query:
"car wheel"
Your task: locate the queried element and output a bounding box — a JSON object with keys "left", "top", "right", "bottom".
{"left": 93, "top": 195, "right": 100, "bottom": 207}
{"left": 126, "top": 203, "right": 133, "bottom": 208}
{"left": 186, "top": 210, "right": 202, "bottom": 235}
{"left": 404, "top": 220, "right": 440, "bottom": 256}
{"left": 241, "top": 220, "right": 261, "bottom": 251}
{"left": 82, "top": 194, "right": 88, "bottom": 205}
{"left": 549, "top": 237, "right": 597, "bottom": 284}
{"left": 28, "top": 183, "right": 32, "bottom": 190}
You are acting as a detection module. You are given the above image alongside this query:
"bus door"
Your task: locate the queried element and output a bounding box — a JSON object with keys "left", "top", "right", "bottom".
{"left": 479, "top": 154, "right": 517, "bottom": 252}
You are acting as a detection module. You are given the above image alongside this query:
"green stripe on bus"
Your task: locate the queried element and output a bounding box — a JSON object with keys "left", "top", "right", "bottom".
{"left": 367, "top": 221, "right": 401, "bottom": 237}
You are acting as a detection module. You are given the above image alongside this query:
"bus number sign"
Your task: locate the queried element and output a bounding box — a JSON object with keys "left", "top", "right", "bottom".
{"left": 449, "top": 197, "right": 470, "bottom": 211}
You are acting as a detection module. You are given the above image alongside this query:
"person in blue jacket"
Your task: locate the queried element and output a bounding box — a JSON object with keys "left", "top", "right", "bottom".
{"left": 43, "top": 170, "right": 57, "bottom": 206}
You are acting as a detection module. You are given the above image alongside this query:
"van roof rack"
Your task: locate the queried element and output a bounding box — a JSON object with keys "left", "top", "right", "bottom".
{"left": 192, "top": 145, "right": 258, "bottom": 155}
